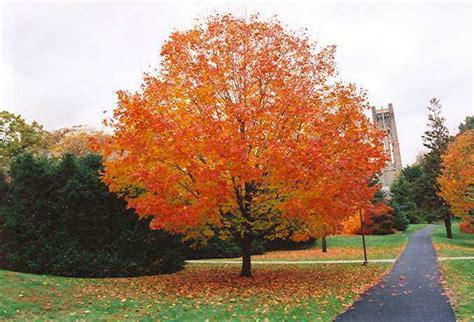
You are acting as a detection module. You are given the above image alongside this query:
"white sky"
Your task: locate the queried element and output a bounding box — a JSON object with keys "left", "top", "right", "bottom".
{"left": 1, "top": 1, "right": 473, "bottom": 165}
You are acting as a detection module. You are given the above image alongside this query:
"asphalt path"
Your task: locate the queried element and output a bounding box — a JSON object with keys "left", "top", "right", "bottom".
{"left": 335, "top": 225, "right": 455, "bottom": 322}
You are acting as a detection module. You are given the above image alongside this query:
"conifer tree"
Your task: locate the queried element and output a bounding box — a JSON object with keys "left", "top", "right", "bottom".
{"left": 421, "top": 98, "right": 452, "bottom": 238}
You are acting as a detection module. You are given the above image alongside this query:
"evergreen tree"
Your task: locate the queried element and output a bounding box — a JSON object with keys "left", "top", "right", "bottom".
{"left": 0, "top": 153, "right": 185, "bottom": 277}
{"left": 458, "top": 115, "right": 474, "bottom": 133}
{"left": 421, "top": 98, "right": 452, "bottom": 238}
{"left": 390, "top": 164, "right": 435, "bottom": 223}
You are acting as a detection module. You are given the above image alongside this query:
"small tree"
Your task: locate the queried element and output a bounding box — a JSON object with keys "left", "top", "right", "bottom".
{"left": 100, "top": 14, "right": 385, "bottom": 277}
{"left": 390, "top": 164, "right": 433, "bottom": 223}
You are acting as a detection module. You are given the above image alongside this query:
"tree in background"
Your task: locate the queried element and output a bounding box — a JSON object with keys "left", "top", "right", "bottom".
{"left": 458, "top": 116, "right": 474, "bottom": 133}
{"left": 341, "top": 202, "right": 406, "bottom": 235}
{"left": 100, "top": 14, "right": 385, "bottom": 277}
{"left": 391, "top": 111, "right": 474, "bottom": 232}
{"left": 369, "top": 178, "right": 408, "bottom": 232}
{"left": 364, "top": 203, "right": 397, "bottom": 235}
{"left": 47, "top": 125, "right": 108, "bottom": 156}
{"left": 0, "top": 111, "right": 48, "bottom": 171}
{"left": 390, "top": 164, "right": 433, "bottom": 223}
{"left": 438, "top": 130, "right": 474, "bottom": 232}
{"left": 420, "top": 98, "right": 452, "bottom": 237}
{"left": 390, "top": 202, "right": 409, "bottom": 232}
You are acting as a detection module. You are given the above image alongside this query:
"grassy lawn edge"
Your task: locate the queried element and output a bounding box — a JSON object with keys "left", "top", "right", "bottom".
{"left": 432, "top": 222, "right": 474, "bottom": 322}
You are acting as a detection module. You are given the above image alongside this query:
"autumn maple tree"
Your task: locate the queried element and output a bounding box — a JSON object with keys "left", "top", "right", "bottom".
{"left": 438, "top": 129, "right": 474, "bottom": 230}
{"left": 100, "top": 14, "right": 386, "bottom": 277}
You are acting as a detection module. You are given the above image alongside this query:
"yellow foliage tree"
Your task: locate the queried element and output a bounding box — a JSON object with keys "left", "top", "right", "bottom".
{"left": 47, "top": 126, "right": 108, "bottom": 156}
{"left": 438, "top": 129, "right": 474, "bottom": 230}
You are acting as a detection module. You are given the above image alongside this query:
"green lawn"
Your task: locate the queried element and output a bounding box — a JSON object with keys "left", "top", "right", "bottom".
{"left": 432, "top": 222, "right": 474, "bottom": 321}
{"left": 0, "top": 264, "right": 390, "bottom": 321}
{"left": 0, "top": 224, "right": 427, "bottom": 321}
{"left": 432, "top": 222, "right": 474, "bottom": 257}
{"left": 195, "top": 224, "right": 428, "bottom": 262}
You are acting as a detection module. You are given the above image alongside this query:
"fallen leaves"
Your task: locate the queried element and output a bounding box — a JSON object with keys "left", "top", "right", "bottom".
{"left": 76, "top": 264, "right": 389, "bottom": 311}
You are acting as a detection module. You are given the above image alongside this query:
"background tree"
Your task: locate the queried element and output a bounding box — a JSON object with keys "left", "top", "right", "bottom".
{"left": 458, "top": 116, "right": 474, "bottom": 133}
{"left": 438, "top": 130, "right": 474, "bottom": 231}
{"left": 420, "top": 98, "right": 452, "bottom": 237}
{"left": 0, "top": 111, "right": 48, "bottom": 171}
{"left": 341, "top": 203, "right": 406, "bottom": 235}
{"left": 100, "top": 14, "right": 385, "bottom": 277}
{"left": 390, "top": 164, "right": 433, "bottom": 223}
{"left": 47, "top": 125, "right": 108, "bottom": 156}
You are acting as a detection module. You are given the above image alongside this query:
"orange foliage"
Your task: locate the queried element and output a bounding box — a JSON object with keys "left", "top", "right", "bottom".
{"left": 438, "top": 130, "right": 474, "bottom": 223}
{"left": 342, "top": 203, "right": 395, "bottom": 235}
{"left": 364, "top": 203, "right": 396, "bottom": 235}
{"left": 459, "top": 220, "right": 474, "bottom": 234}
{"left": 77, "top": 265, "right": 388, "bottom": 308}
{"left": 341, "top": 214, "right": 362, "bottom": 235}
{"left": 99, "top": 14, "right": 386, "bottom": 273}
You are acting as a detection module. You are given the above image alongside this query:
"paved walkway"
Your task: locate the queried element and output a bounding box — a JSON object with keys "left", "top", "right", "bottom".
{"left": 335, "top": 225, "right": 455, "bottom": 322}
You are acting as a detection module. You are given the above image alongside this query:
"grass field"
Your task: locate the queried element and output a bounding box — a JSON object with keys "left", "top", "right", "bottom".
{"left": 0, "top": 225, "right": 426, "bottom": 320}
{"left": 0, "top": 264, "right": 391, "bottom": 320}
{"left": 195, "top": 224, "right": 428, "bottom": 263}
{"left": 432, "top": 222, "right": 474, "bottom": 322}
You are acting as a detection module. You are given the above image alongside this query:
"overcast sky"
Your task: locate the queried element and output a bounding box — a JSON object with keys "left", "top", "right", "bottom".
{"left": 1, "top": 1, "right": 472, "bottom": 165}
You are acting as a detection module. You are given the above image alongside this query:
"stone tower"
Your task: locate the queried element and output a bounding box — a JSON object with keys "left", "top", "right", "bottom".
{"left": 371, "top": 104, "right": 402, "bottom": 190}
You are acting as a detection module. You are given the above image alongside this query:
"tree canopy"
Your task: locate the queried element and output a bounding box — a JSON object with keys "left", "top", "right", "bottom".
{"left": 0, "top": 111, "right": 48, "bottom": 171}
{"left": 438, "top": 129, "right": 474, "bottom": 226}
{"left": 100, "top": 14, "right": 386, "bottom": 276}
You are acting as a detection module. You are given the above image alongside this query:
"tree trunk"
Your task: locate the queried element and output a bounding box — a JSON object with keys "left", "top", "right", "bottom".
{"left": 321, "top": 236, "right": 327, "bottom": 253}
{"left": 359, "top": 209, "right": 368, "bottom": 265}
{"left": 240, "top": 234, "right": 252, "bottom": 277}
{"left": 444, "top": 213, "right": 453, "bottom": 239}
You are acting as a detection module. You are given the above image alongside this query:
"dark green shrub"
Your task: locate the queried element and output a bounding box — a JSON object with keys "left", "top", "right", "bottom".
{"left": 390, "top": 202, "right": 409, "bottom": 231}
{"left": 263, "top": 237, "right": 315, "bottom": 251}
{"left": 159, "top": 249, "right": 186, "bottom": 274}
{"left": 184, "top": 235, "right": 310, "bottom": 259}
{"left": 184, "top": 236, "right": 265, "bottom": 259}
{"left": 0, "top": 153, "right": 185, "bottom": 277}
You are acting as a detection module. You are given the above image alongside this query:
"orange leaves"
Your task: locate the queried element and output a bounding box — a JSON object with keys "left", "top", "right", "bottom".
{"left": 77, "top": 265, "right": 388, "bottom": 309}
{"left": 459, "top": 221, "right": 474, "bottom": 234}
{"left": 438, "top": 129, "right": 474, "bottom": 220}
{"left": 99, "top": 13, "right": 386, "bottom": 242}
